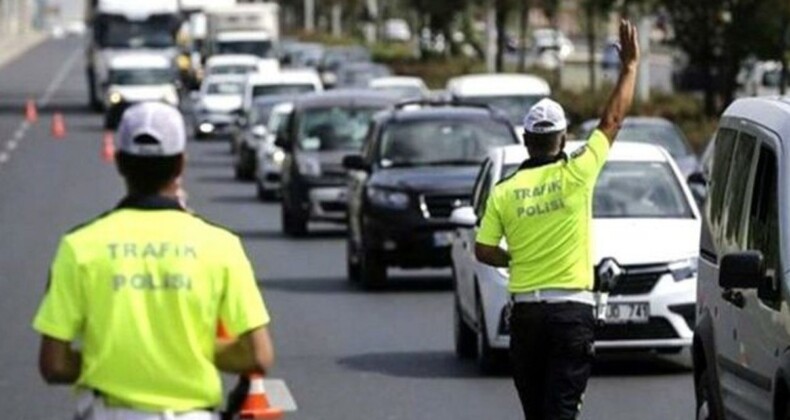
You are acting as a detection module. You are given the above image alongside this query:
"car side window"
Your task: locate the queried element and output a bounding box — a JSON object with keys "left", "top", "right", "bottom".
{"left": 746, "top": 145, "right": 781, "bottom": 307}
{"left": 721, "top": 132, "right": 757, "bottom": 250}
{"left": 472, "top": 160, "right": 493, "bottom": 219}
{"left": 361, "top": 121, "right": 378, "bottom": 162}
{"left": 707, "top": 128, "right": 736, "bottom": 231}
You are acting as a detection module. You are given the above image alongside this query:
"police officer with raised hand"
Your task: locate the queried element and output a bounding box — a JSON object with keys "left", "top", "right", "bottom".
{"left": 474, "top": 20, "right": 640, "bottom": 420}
{"left": 32, "top": 102, "right": 274, "bottom": 420}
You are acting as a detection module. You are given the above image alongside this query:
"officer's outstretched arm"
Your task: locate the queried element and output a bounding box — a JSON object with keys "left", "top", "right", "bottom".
{"left": 598, "top": 20, "right": 640, "bottom": 144}
{"left": 38, "top": 335, "right": 82, "bottom": 384}
{"left": 215, "top": 327, "right": 275, "bottom": 374}
{"left": 475, "top": 243, "right": 511, "bottom": 268}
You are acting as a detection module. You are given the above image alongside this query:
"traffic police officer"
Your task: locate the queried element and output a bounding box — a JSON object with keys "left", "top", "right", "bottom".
{"left": 475, "top": 20, "right": 640, "bottom": 420}
{"left": 32, "top": 102, "right": 274, "bottom": 419}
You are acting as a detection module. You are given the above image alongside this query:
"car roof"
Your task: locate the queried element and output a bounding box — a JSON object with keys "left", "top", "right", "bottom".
{"left": 447, "top": 73, "right": 551, "bottom": 96}
{"left": 293, "top": 89, "right": 400, "bottom": 109}
{"left": 204, "top": 74, "right": 247, "bottom": 84}
{"left": 496, "top": 141, "right": 672, "bottom": 167}
{"left": 252, "top": 94, "right": 297, "bottom": 106}
{"left": 723, "top": 96, "right": 790, "bottom": 146}
{"left": 206, "top": 54, "right": 259, "bottom": 66}
{"left": 580, "top": 116, "right": 675, "bottom": 131}
{"left": 247, "top": 69, "right": 321, "bottom": 85}
{"left": 369, "top": 76, "right": 425, "bottom": 88}
{"left": 384, "top": 105, "right": 509, "bottom": 123}
{"left": 109, "top": 53, "right": 171, "bottom": 69}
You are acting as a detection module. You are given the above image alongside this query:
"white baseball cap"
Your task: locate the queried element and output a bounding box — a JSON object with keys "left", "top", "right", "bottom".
{"left": 117, "top": 102, "right": 186, "bottom": 157}
{"left": 523, "top": 98, "right": 568, "bottom": 134}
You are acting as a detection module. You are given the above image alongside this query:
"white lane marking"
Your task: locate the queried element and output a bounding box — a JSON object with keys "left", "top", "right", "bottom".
{"left": 0, "top": 153, "right": 8, "bottom": 163}
{"left": 39, "top": 46, "right": 82, "bottom": 106}
{"left": 6, "top": 140, "right": 18, "bottom": 151}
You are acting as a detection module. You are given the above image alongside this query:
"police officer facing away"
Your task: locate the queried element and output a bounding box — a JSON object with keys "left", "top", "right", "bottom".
{"left": 475, "top": 20, "right": 640, "bottom": 420}
{"left": 33, "top": 102, "right": 274, "bottom": 419}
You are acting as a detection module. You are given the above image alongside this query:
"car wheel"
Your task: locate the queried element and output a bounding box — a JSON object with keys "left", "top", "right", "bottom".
{"left": 281, "top": 200, "right": 307, "bottom": 237}
{"left": 454, "top": 294, "right": 477, "bottom": 359}
{"left": 346, "top": 236, "right": 361, "bottom": 284}
{"left": 475, "top": 295, "right": 501, "bottom": 374}
{"left": 257, "top": 183, "right": 277, "bottom": 202}
{"left": 360, "top": 241, "right": 386, "bottom": 289}
{"left": 696, "top": 367, "right": 721, "bottom": 420}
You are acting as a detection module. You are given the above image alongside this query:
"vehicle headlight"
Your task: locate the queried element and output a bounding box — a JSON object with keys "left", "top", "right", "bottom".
{"left": 271, "top": 149, "right": 285, "bottom": 165}
{"left": 199, "top": 122, "right": 215, "bottom": 133}
{"left": 108, "top": 92, "right": 123, "bottom": 104}
{"left": 366, "top": 187, "right": 410, "bottom": 209}
{"left": 669, "top": 257, "right": 698, "bottom": 281}
{"left": 297, "top": 157, "right": 321, "bottom": 177}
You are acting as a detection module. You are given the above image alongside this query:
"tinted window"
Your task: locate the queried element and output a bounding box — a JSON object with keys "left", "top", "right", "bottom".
{"left": 267, "top": 108, "right": 291, "bottom": 132}
{"left": 253, "top": 84, "right": 316, "bottom": 98}
{"left": 250, "top": 104, "right": 275, "bottom": 126}
{"left": 297, "top": 107, "right": 381, "bottom": 151}
{"left": 472, "top": 160, "right": 493, "bottom": 219}
{"left": 209, "top": 65, "right": 256, "bottom": 76}
{"left": 217, "top": 40, "right": 274, "bottom": 58}
{"left": 503, "top": 162, "right": 694, "bottom": 219}
{"left": 722, "top": 133, "right": 757, "bottom": 247}
{"left": 707, "top": 128, "right": 737, "bottom": 229}
{"left": 457, "top": 95, "right": 545, "bottom": 126}
{"left": 378, "top": 119, "right": 516, "bottom": 167}
{"left": 746, "top": 146, "right": 781, "bottom": 286}
{"left": 109, "top": 69, "right": 174, "bottom": 85}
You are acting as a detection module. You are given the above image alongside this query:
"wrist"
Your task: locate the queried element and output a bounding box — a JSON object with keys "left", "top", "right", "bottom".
{"left": 621, "top": 62, "right": 638, "bottom": 73}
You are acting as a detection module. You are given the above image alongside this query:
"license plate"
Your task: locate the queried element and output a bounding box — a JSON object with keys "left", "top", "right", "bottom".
{"left": 605, "top": 302, "right": 649, "bottom": 324}
{"left": 433, "top": 231, "right": 453, "bottom": 247}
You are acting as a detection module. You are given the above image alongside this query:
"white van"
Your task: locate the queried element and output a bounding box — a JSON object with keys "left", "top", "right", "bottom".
{"left": 446, "top": 73, "right": 551, "bottom": 131}
{"left": 105, "top": 53, "right": 179, "bottom": 109}
{"left": 242, "top": 69, "right": 323, "bottom": 113}
{"left": 693, "top": 96, "right": 790, "bottom": 420}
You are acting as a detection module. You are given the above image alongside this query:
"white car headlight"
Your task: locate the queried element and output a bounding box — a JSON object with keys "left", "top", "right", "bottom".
{"left": 366, "top": 187, "right": 410, "bottom": 209}
{"left": 271, "top": 149, "right": 285, "bottom": 165}
{"left": 108, "top": 92, "right": 123, "bottom": 104}
{"left": 669, "top": 257, "right": 698, "bottom": 281}
{"left": 297, "top": 157, "right": 321, "bottom": 177}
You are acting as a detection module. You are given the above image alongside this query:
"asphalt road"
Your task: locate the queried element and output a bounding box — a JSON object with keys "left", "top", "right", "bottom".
{"left": 0, "top": 37, "right": 695, "bottom": 419}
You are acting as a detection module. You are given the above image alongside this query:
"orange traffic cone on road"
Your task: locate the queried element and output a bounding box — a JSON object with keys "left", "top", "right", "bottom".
{"left": 51, "top": 113, "right": 66, "bottom": 139}
{"left": 101, "top": 131, "right": 115, "bottom": 163}
{"left": 239, "top": 374, "right": 283, "bottom": 419}
{"left": 25, "top": 99, "right": 38, "bottom": 123}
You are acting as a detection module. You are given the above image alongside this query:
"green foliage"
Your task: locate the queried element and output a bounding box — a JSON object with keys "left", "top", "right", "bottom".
{"left": 370, "top": 42, "right": 418, "bottom": 62}
{"left": 380, "top": 57, "right": 485, "bottom": 89}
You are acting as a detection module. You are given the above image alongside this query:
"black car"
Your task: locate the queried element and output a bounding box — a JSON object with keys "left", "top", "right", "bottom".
{"left": 343, "top": 100, "right": 520, "bottom": 288}
{"left": 275, "top": 90, "right": 400, "bottom": 236}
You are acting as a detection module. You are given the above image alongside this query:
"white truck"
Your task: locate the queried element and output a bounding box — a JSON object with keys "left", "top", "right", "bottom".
{"left": 178, "top": 0, "right": 238, "bottom": 87}
{"left": 204, "top": 3, "right": 280, "bottom": 61}
{"left": 85, "top": 0, "right": 181, "bottom": 111}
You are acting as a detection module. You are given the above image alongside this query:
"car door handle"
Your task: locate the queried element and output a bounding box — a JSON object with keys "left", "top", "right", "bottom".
{"left": 722, "top": 289, "right": 746, "bottom": 309}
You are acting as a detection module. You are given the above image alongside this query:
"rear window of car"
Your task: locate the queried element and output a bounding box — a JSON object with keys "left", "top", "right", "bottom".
{"left": 253, "top": 84, "right": 316, "bottom": 97}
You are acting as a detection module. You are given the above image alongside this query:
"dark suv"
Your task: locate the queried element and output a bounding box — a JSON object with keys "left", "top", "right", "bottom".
{"left": 275, "top": 90, "right": 399, "bottom": 236}
{"left": 343, "top": 101, "right": 519, "bottom": 287}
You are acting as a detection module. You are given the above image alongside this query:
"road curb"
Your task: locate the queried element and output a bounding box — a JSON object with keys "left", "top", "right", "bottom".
{"left": 0, "top": 32, "right": 49, "bottom": 71}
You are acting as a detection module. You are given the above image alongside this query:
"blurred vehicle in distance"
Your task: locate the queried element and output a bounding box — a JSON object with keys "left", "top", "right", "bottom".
{"left": 334, "top": 62, "right": 392, "bottom": 89}
{"left": 102, "top": 52, "right": 180, "bottom": 129}
{"left": 344, "top": 101, "right": 519, "bottom": 288}
{"left": 255, "top": 101, "right": 294, "bottom": 200}
{"left": 86, "top": 0, "right": 182, "bottom": 111}
{"left": 451, "top": 142, "right": 700, "bottom": 370}
{"left": 233, "top": 94, "right": 296, "bottom": 181}
{"left": 242, "top": 68, "right": 323, "bottom": 115}
{"left": 204, "top": 3, "right": 280, "bottom": 60}
{"left": 369, "top": 76, "right": 429, "bottom": 99}
{"left": 737, "top": 60, "right": 789, "bottom": 97}
{"left": 446, "top": 73, "right": 550, "bottom": 130}
{"left": 693, "top": 97, "right": 790, "bottom": 420}
{"left": 318, "top": 46, "right": 372, "bottom": 89}
{"left": 204, "top": 54, "right": 272, "bottom": 78}
{"left": 530, "top": 28, "right": 574, "bottom": 69}
{"left": 277, "top": 90, "right": 400, "bottom": 236}
{"left": 383, "top": 19, "right": 412, "bottom": 42}
{"left": 280, "top": 41, "right": 325, "bottom": 68}
{"left": 579, "top": 117, "right": 700, "bottom": 177}
{"left": 193, "top": 74, "right": 246, "bottom": 140}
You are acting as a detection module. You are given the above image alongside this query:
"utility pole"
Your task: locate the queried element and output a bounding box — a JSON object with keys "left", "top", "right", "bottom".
{"left": 486, "top": 0, "right": 496, "bottom": 73}
{"left": 331, "top": 3, "right": 342, "bottom": 37}
{"left": 517, "top": 0, "right": 529, "bottom": 72}
{"left": 636, "top": 15, "right": 651, "bottom": 102}
{"left": 304, "top": 0, "right": 314, "bottom": 32}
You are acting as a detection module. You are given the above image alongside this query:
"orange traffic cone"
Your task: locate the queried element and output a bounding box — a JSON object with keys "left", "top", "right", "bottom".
{"left": 51, "top": 113, "right": 66, "bottom": 139}
{"left": 25, "top": 99, "right": 38, "bottom": 123}
{"left": 101, "top": 131, "right": 115, "bottom": 163}
{"left": 239, "top": 374, "right": 283, "bottom": 419}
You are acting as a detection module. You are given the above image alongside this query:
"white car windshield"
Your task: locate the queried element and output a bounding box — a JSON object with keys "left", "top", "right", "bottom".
{"left": 457, "top": 95, "right": 546, "bottom": 126}
{"left": 253, "top": 84, "right": 315, "bottom": 97}
{"left": 380, "top": 119, "right": 516, "bottom": 167}
{"left": 209, "top": 65, "right": 256, "bottom": 76}
{"left": 109, "top": 69, "right": 174, "bottom": 85}
{"left": 503, "top": 161, "right": 694, "bottom": 219}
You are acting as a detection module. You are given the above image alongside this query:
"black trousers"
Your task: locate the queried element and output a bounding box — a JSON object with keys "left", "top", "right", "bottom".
{"left": 509, "top": 301, "right": 596, "bottom": 420}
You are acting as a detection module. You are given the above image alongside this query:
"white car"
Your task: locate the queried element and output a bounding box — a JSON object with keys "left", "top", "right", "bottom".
{"left": 369, "top": 76, "right": 428, "bottom": 99}
{"left": 193, "top": 74, "right": 246, "bottom": 139}
{"left": 451, "top": 142, "right": 701, "bottom": 371}
{"left": 105, "top": 53, "right": 179, "bottom": 109}
{"left": 255, "top": 101, "right": 293, "bottom": 200}
{"left": 203, "top": 54, "right": 276, "bottom": 77}
{"left": 446, "top": 73, "right": 550, "bottom": 131}
{"left": 242, "top": 69, "right": 323, "bottom": 114}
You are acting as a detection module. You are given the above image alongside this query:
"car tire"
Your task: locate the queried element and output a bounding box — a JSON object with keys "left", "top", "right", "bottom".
{"left": 257, "top": 183, "right": 277, "bottom": 202}
{"left": 695, "top": 367, "right": 722, "bottom": 420}
{"left": 281, "top": 200, "right": 307, "bottom": 237}
{"left": 454, "top": 295, "right": 477, "bottom": 359}
{"left": 346, "top": 236, "right": 361, "bottom": 284}
{"left": 475, "top": 295, "right": 501, "bottom": 374}
{"left": 360, "top": 242, "right": 386, "bottom": 289}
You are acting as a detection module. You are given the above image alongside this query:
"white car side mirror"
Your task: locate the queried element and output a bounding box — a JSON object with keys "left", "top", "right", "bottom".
{"left": 449, "top": 206, "right": 476, "bottom": 228}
